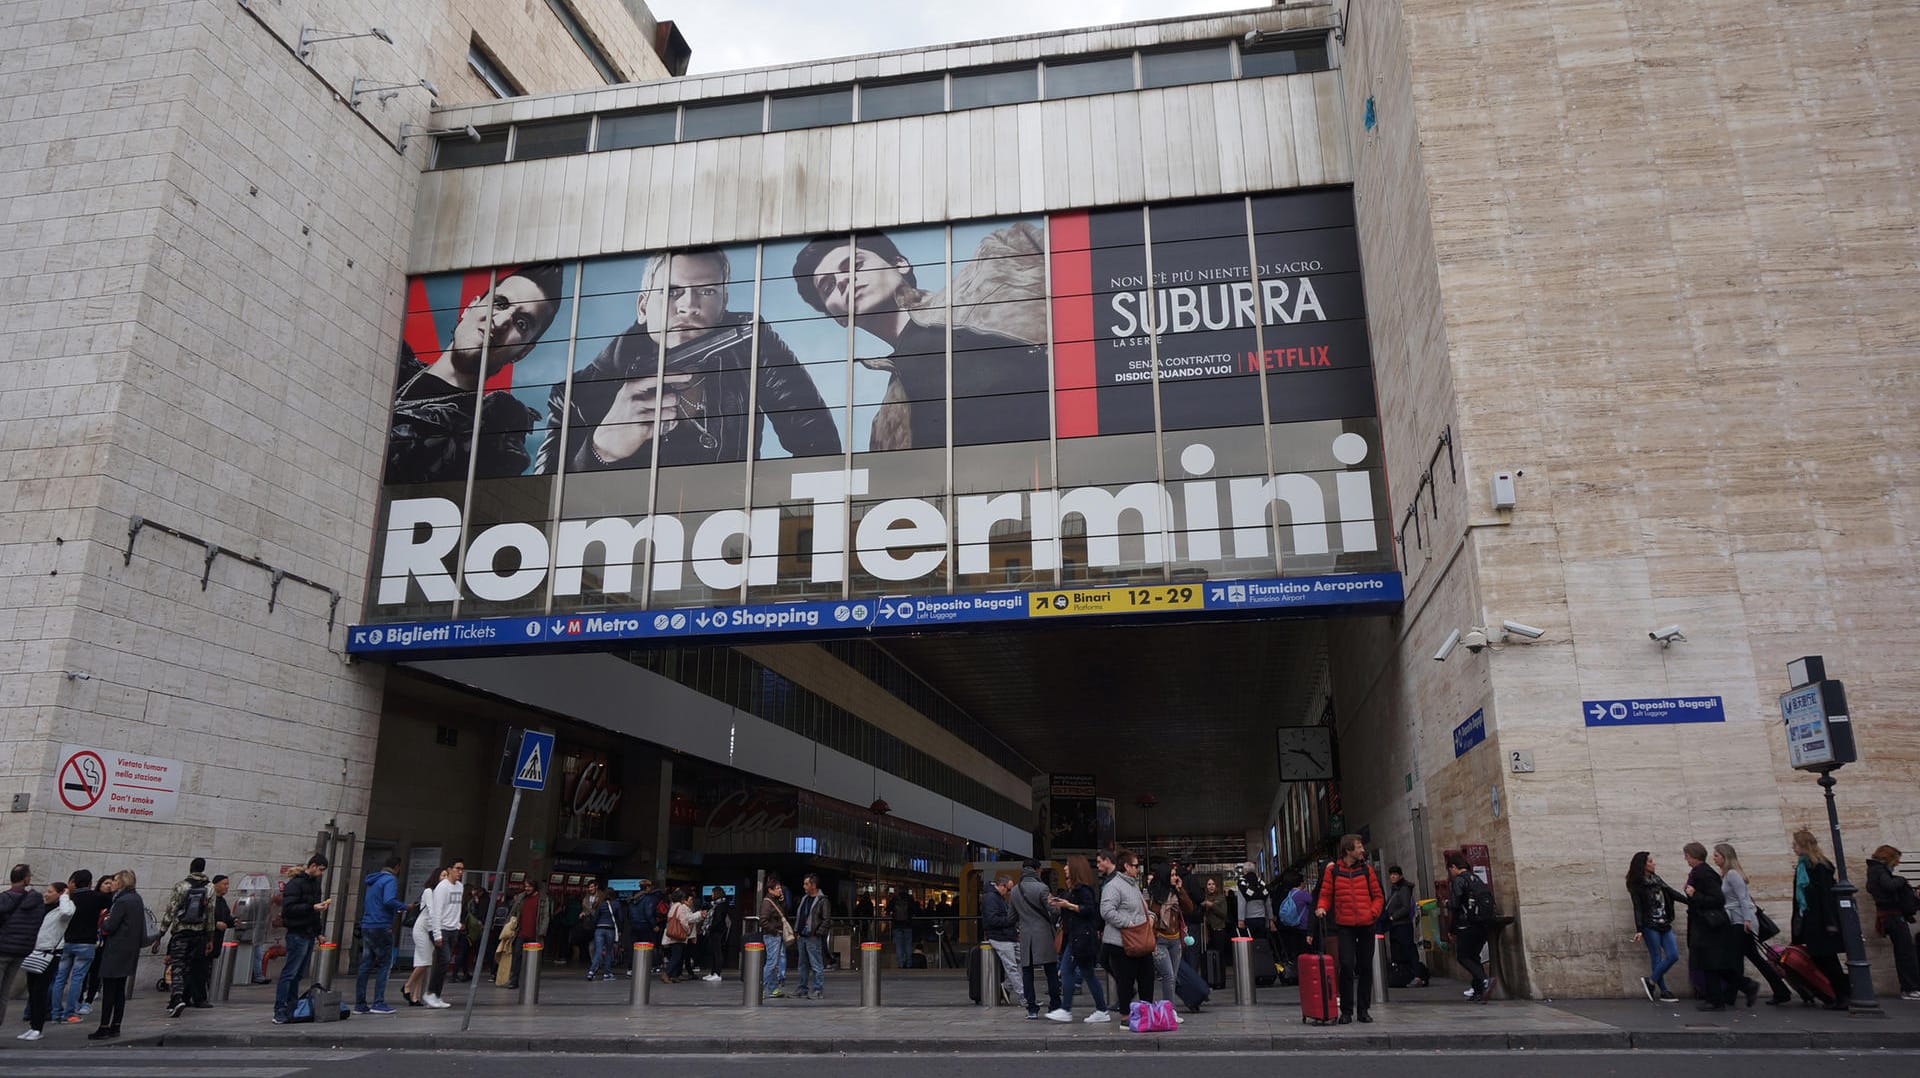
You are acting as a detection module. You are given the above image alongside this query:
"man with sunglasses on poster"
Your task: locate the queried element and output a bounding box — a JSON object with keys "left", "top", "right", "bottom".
{"left": 385, "top": 263, "right": 564, "bottom": 485}
{"left": 539, "top": 249, "right": 840, "bottom": 472}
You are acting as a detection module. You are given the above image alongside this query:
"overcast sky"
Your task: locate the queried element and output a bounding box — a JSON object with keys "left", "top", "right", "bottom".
{"left": 666, "top": 1, "right": 1267, "bottom": 75}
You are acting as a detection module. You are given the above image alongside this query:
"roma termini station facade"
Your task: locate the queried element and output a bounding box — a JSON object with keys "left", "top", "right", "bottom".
{"left": 3, "top": 0, "right": 1916, "bottom": 998}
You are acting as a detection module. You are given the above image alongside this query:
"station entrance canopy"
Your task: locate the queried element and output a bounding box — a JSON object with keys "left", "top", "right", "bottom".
{"left": 351, "top": 188, "right": 1400, "bottom": 658}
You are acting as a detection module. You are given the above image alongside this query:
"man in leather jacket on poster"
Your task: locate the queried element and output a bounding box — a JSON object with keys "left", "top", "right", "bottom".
{"left": 538, "top": 248, "right": 841, "bottom": 472}
{"left": 385, "top": 263, "right": 564, "bottom": 484}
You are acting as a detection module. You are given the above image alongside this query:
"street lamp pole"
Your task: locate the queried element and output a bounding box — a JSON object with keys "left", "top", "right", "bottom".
{"left": 1135, "top": 794, "right": 1159, "bottom": 865}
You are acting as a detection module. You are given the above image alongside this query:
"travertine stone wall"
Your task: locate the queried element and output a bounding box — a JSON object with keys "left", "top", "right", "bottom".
{"left": 0, "top": 0, "right": 666, "bottom": 887}
{"left": 1342, "top": 0, "right": 1920, "bottom": 997}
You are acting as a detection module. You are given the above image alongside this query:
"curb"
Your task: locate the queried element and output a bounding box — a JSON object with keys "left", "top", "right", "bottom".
{"left": 141, "top": 1028, "right": 1920, "bottom": 1054}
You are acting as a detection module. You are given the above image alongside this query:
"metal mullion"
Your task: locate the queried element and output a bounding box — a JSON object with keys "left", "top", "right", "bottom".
{"left": 841, "top": 230, "right": 857, "bottom": 601}
{"left": 1242, "top": 195, "right": 1283, "bottom": 577}
{"left": 1041, "top": 216, "right": 1061, "bottom": 591}
{"left": 942, "top": 225, "right": 954, "bottom": 595}
{"left": 447, "top": 267, "right": 497, "bottom": 620}
{"left": 638, "top": 246, "right": 673, "bottom": 609}
{"left": 737, "top": 244, "right": 764, "bottom": 605}
{"left": 1139, "top": 207, "right": 1171, "bottom": 584}
{"left": 541, "top": 259, "right": 587, "bottom": 616}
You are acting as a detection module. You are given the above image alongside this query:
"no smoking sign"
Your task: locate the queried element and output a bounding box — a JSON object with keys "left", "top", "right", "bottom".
{"left": 53, "top": 744, "right": 182, "bottom": 822}
{"left": 58, "top": 750, "right": 105, "bottom": 811}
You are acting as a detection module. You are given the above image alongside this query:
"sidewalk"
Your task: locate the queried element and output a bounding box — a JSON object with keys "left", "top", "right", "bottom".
{"left": 49, "top": 967, "right": 1920, "bottom": 1054}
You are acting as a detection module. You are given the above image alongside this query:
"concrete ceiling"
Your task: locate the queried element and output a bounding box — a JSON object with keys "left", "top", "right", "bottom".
{"left": 876, "top": 617, "right": 1330, "bottom": 841}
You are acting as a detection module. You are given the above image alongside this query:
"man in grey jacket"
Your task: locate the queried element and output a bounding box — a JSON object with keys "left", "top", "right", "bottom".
{"left": 1013, "top": 861, "right": 1064, "bottom": 1020}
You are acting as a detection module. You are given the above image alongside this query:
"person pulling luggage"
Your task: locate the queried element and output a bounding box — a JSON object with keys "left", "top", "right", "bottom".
{"left": 1313, "top": 834, "right": 1384, "bottom": 1024}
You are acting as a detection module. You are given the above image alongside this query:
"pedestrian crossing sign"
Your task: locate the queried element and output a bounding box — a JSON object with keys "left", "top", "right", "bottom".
{"left": 511, "top": 730, "right": 555, "bottom": 791}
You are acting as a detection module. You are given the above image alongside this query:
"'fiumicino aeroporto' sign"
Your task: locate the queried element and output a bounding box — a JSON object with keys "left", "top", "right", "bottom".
{"left": 355, "top": 188, "right": 1399, "bottom": 650}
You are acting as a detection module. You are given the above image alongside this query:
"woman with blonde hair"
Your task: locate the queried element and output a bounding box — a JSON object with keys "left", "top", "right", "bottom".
{"left": 1712, "top": 843, "right": 1788, "bottom": 1005}
{"left": 1864, "top": 845, "right": 1920, "bottom": 1000}
{"left": 1791, "top": 829, "right": 1849, "bottom": 1009}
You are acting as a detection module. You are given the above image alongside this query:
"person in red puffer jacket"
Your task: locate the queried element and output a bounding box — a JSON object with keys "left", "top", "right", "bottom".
{"left": 1312, "top": 834, "right": 1385, "bottom": 1023}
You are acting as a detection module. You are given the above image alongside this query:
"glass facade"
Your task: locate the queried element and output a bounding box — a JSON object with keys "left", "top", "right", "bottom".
{"left": 368, "top": 190, "right": 1390, "bottom": 621}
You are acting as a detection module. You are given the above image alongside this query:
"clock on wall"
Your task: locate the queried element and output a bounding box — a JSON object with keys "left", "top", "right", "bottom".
{"left": 1276, "top": 725, "right": 1336, "bottom": 782}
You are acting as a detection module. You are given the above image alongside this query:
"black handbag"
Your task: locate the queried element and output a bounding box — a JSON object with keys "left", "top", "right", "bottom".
{"left": 1753, "top": 905, "right": 1780, "bottom": 942}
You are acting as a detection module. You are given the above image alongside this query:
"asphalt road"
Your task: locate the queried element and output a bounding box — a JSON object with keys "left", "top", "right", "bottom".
{"left": 2, "top": 1049, "right": 1915, "bottom": 1076}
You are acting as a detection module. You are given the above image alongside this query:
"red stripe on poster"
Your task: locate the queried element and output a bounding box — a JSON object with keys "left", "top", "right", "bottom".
{"left": 1049, "top": 212, "right": 1097, "bottom": 438}
{"left": 401, "top": 278, "right": 442, "bottom": 366}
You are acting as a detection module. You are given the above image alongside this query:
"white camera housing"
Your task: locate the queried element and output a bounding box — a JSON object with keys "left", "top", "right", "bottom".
{"left": 1432, "top": 628, "right": 1461, "bottom": 662}
{"left": 1462, "top": 628, "right": 1489, "bottom": 654}
{"left": 1649, "top": 625, "right": 1686, "bottom": 645}
{"left": 1502, "top": 620, "right": 1545, "bottom": 640}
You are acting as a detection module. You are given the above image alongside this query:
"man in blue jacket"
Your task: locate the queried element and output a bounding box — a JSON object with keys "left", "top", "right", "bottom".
{"left": 354, "top": 855, "right": 405, "bottom": 1014}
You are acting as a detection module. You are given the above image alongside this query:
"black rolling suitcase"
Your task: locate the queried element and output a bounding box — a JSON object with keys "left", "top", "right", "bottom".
{"left": 1247, "top": 935, "right": 1279, "bottom": 987}
{"left": 1175, "top": 957, "right": 1212, "bottom": 1012}
{"left": 1202, "top": 947, "right": 1226, "bottom": 990}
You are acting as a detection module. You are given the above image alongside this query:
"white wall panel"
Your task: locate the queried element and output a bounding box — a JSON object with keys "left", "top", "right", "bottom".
{"left": 408, "top": 72, "right": 1344, "bottom": 272}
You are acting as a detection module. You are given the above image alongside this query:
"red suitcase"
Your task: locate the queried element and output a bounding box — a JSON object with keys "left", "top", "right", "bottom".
{"left": 1297, "top": 952, "right": 1337, "bottom": 1023}
{"left": 1771, "top": 942, "right": 1836, "bottom": 1005}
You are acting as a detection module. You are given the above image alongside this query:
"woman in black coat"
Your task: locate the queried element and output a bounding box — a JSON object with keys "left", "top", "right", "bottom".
{"left": 1677, "top": 842, "right": 1747, "bottom": 1011}
{"left": 1791, "top": 829, "right": 1849, "bottom": 1009}
{"left": 88, "top": 870, "right": 143, "bottom": 1041}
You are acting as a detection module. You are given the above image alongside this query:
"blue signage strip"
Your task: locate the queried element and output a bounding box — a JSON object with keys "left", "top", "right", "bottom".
{"left": 345, "top": 572, "right": 1403, "bottom": 656}
{"left": 1583, "top": 696, "right": 1726, "bottom": 728}
{"left": 1453, "top": 709, "right": 1487, "bottom": 758}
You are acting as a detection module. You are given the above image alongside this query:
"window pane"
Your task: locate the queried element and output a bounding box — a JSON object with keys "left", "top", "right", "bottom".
{"left": 1241, "top": 40, "right": 1331, "bottom": 78}
{"left": 770, "top": 88, "right": 852, "bottom": 132}
{"left": 951, "top": 67, "right": 1036, "bottom": 110}
{"left": 859, "top": 76, "right": 945, "bottom": 121}
{"left": 682, "top": 98, "right": 763, "bottom": 140}
{"left": 1140, "top": 45, "right": 1231, "bottom": 89}
{"left": 434, "top": 128, "right": 509, "bottom": 168}
{"left": 1044, "top": 54, "right": 1133, "bottom": 99}
{"left": 512, "top": 117, "right": 590, "bottom": 161}
{"left": 599, "top": 109, "right": 675, "bottom": 150}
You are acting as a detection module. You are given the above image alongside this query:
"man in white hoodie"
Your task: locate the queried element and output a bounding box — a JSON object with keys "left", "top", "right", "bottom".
{"left": 423, "top": 861, "right": 465, "bottom": 1008}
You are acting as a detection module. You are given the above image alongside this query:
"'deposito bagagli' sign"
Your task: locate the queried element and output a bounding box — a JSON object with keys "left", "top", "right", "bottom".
{"left": 54, "top": 745, "right": 181, "bottom": 822}
{"left": 1582, "top": 696, "right": 1726, "bottom": 728}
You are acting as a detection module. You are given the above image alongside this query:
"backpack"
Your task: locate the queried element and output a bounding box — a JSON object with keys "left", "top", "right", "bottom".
{"left": 1278, "top": 889, "right": 1310, "bottom": 930}
{"left": 176, "top": 882, "right": 209, "bottom": 926}
{"left": 1460, "top": 877, "right": 1498, "bottom": 927}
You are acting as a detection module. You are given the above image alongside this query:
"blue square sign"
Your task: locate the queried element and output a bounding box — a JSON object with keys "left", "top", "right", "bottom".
{"left": 511, "top": 731, "right": 555, "bottom": 791}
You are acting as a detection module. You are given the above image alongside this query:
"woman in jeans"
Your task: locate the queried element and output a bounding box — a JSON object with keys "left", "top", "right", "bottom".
{"left": 1145, "top": 863, "right": 1192, "bottom": 1019}
{"left": 88, "top": 870, "right": 143, "bottom": 1041}
{"left": 1714, "top": 843, "right": 1791, "bottom": 1005}
{"left": 587, "top": 885, "right": 620, "bottom": 981}
{"left": 1864, "top": 845, "right": 1920, "bottom": 1000}
{"left": 1048, "top": 855, "right": 1110, "bottom": 1022}
{"left": 1791, "top": 829, "right": 1849, "bottom": 1010}
{"left": 1626, "top": 851, "right": 1680, "bottom": 1002}
{"left": 1098, "top": 849, "right": 1156, "bottom": 1012}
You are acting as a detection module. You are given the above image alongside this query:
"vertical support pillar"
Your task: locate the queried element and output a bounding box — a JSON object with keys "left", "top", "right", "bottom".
{"left": 860, "top": 942, "right": 882, "bottom": 1007}
{"left": 213, "top": 940, "right": 239, "bottom": 1003}
{"left": 520, "top": 943, "right": 542, "bottom": 1007}
{"left": 1231, "top": 936, "right": 1256, "bottom": 1005}
{"left": 743, "top": 941, "right": 764, "bottom": 1006}
{"left": 976, "top": 944, "right": 1001, "bottom": 1007}
{"left": 631, "top": 943, "right": 653, "bottom": 1008}
{"left": 314, "top": 941, "right": 338, "bottom": 991}
{"left": 1372, "top": 932, "right": 1389, "bottom": 1005}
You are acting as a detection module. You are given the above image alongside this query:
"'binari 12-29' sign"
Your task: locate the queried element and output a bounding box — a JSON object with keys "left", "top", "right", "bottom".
{"left": 369, "top": 188, "right": 1391, "bottom": 620}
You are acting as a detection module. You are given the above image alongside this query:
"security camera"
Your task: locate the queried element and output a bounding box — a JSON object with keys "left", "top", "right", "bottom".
{"left": 1461, "top": 628, "right": 1489, "bottom": 654}
{"left": 1243, "top": 29, "right": 1261, "bottom": 47}
{"left": 420, "top": 78, "right": 440, "bottom": 98}
{"left": 462, "top": 124, "right": 481, "bottom": 142}
{"left": 1502, "top": 620, "right": 1545, "bottom": 640}
{"left": 372, "top": 27, "right": 394, "bottom": 45}
{"left": 1649, "top": 625, "right": 1686, "bottom": 645}
{"left": 1432, "top": 628, "right": 1461, "bottom": 662}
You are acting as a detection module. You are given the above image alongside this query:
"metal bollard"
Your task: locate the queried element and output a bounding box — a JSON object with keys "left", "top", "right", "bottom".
{"left": 315, "top": 941, "right": 338, "bottom": 991}
{"left": 1231, "top": 936, "right": 1256, "bottom": 1005}
{"left": 743, "top": 941, "right": 764, "bottom": 1006}
{"left": 520, "top": 943, "right": 542, "bottom": 1007}
{"left": 1372, "top": 933, "right": 1389, "bottom": 1005}
{"left": 213, "top": 940, "right": 239, "bottom": 1003}
{"left": 860, "top": 942, "right": 882, "bottom": 1007}
{"left": 976, "top": 944, "right": 1001, "bottom": 1007}
{"left": 631, "top": 943, "right": 653, "bottom": 1008}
